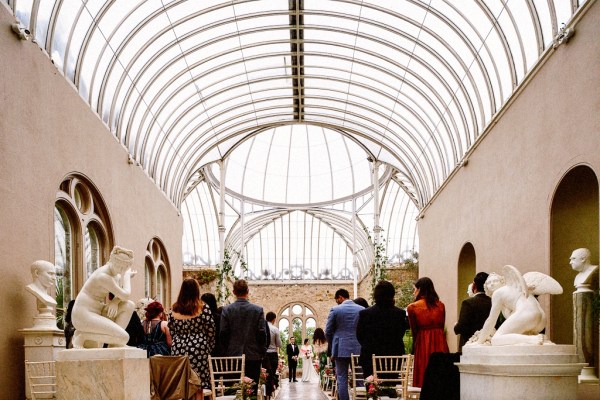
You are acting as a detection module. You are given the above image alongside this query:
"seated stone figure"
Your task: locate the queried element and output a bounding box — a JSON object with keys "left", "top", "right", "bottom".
{"left": 471, "top": 265, "right": 562, "bottom": 346}
{"left": 71, "top": 246, "right": 137, "bottom": 348}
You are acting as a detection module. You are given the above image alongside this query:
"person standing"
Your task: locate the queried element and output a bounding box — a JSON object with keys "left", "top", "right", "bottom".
{"left": 265, "top": 311, "right": 282, "bottom": 395}
{"left": 325, "top": 288, "right": 362, "bottom": 400}
{"left": 220, "top": 279, "right": 267, "bottom": 391}
{"left": 201, "top": 292, "right": 222, "bottom": 356}
{"left": 453, "top": 272, "right": 491, "bottom": 351}
{"left": 286, "top": 337, "right": 299, "bottom": 382}
{"left": 407, "top": 277, "right": 449, "bottom": 388}
{"left": 312, "top": 328, "right": 328, "bottom": 379}
{"left": 169, "top": 278, "right": 215, "bottom": 391}
{"left": 139, "top": 301, "right": 172, "bottom": 357}
{"left": 356, "top": 280, "right": 408, "bottom": 378}
{"left": 300, "top": 338, "right": 320, "bottom": 383}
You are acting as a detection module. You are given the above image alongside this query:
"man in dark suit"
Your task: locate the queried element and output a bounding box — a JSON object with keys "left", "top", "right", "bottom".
{"left": 356, "top": 280, "right": 408, "bottom": 377}
{"left": 220, "top": 279, "right": 267, "bottom": 390}
{"left": 454, "top": 272, "right": 492, "bottom": 351}
{"left": 286, "top": 337, "right": 299, "bottom": 382}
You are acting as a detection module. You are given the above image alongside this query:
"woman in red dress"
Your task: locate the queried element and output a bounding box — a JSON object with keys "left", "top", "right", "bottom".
{"left": 407, "top": 277, "right": 449, "bottom": 387}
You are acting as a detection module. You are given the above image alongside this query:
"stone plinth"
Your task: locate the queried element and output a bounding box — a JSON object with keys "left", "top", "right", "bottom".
{"left": 457, "top": 345, "right": 586, "bottom": 400}
{"left": 21, "top": 327, "right": 65, "bottom": 399}
{"left": 56, "top": 348, "right": 149, "bottom": 400}
{"left": 573, "top": 290, "right": 599, "bottom": 383}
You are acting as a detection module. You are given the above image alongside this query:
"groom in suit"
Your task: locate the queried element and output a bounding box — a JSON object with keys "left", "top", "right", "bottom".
{"left": 325, "top": 288, "right": 362, "bottom": 400}
{"left": 286, "top": 337, "right": 299, "bottom": 382}
{"left": 454, "top": 271, "right": 492, "bottom": 351}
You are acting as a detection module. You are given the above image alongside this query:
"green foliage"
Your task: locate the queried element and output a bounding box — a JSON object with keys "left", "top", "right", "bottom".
{"left": 216, "top": 249, "right": 234, "bottom": 305}
{"left": 186, "top": 269, "right": 218, "bottom": 286}
{"left": 395, "top": 280, "right": 415, "bottom": 309}
{"left": 366, "top": 228, "right": 388, "bottom": 302}
{"left": 55, "top": 278, "right": 65, "bottom": 329}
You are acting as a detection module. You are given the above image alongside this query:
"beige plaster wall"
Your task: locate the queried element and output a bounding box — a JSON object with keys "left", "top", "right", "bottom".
{"left": 0, "top": 4, "right": 183, "bottom": 398}
{"left": 418, "top": 1, "right": 600, "bottom": 353}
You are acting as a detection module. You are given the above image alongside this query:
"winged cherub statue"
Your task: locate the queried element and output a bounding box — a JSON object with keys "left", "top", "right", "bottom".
{"left": 470, "top": 265, "right": 563, "bottom": 346}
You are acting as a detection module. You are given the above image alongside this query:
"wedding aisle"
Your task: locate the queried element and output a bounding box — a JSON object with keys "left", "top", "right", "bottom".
{"left": 274, "top": 378, "right": 329, "bottom": 400}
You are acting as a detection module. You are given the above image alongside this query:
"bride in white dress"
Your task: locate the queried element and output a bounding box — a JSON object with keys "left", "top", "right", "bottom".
{"left": 300, "top": 338, "right": 320, "bottom": 383}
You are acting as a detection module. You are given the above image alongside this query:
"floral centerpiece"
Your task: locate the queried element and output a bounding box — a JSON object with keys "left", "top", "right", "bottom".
{"left": 234, "top": 376, "right": 255, "bottom": 400}
{"left": 364, "top": 375, "right": 397, "bottom": 399}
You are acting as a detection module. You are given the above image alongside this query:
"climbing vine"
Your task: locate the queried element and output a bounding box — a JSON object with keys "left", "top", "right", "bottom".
{"left": 184, "top": 269, "right": 218, "bottom": 286}
{"left": 216, "top": 249, "right": 234, "bottom": 305}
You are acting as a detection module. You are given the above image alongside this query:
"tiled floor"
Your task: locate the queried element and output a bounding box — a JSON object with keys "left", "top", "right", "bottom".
{"left": 273, "top": 379, "right": 329, "bottom": 400}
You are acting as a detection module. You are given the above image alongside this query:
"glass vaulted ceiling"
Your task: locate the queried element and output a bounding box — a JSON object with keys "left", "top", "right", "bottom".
{"left": 8, "top": 0, "right": 586, "bottom": 279}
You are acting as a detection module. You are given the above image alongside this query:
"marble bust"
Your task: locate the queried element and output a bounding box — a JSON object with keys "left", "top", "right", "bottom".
{"left": 569, "top": 248, "right": 598, "bottom": 292}
{"left": 71, "top": 246, "right": 137, "bottom": 348}
{"left": 470, "top": 265, "right": 562, "bottom": 346}
{"left": 25, "top": 260, "right": 57, "bottom": 317}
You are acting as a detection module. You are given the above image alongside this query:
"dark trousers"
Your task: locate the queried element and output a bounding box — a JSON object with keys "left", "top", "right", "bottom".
{"left": 265, "top": 352, "right": 279, "bottom": 391}
{"left": 288, "top": 359, "right": 297, "bottom": 381}
{"left": 246, "top": 359, "right": 262, "bottom": 395}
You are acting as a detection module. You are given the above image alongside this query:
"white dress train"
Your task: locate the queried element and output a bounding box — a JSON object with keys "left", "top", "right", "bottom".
{"left": 300, "top": 345, "right": 320, "bottom": 383}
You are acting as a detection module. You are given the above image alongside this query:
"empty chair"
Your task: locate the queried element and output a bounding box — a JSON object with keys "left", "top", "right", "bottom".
{"left": 208, "top": 355, "right": 245, "bottom": 400}
{"left": 350, "top": 354, "right": 367, "bottom": 400}
{"left": 25, "top": 360, "right": 56, "bottom": 400}
{"left": 372, "top": 355, "right": 420, "bottom": 400}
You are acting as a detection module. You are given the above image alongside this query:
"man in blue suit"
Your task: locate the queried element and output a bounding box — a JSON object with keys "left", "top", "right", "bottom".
{"left": 325, "top": 288, "right": 362, "bottom": 400}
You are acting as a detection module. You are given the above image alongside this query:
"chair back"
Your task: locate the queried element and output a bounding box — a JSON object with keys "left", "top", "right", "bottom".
{"left": 208, "top": 355, "right": 245, "bottom": 400}
{"left": 350, "top": 354, "right": 367, "bottom": 400}
{"left": 25, "top": 360, "right": 56, "bottom": 400}
{"left": 149, "top": 355, "right": 201, "bottom": 400}
{"left": 372, "top": 354, "right": 412, "bottom": 399}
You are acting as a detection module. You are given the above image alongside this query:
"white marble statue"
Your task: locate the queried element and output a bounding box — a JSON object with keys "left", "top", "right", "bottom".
{"left": 569, "top": 248, "right": 598, "bottom": 292}
{"left": 135, "top": 297, "right": 154, "bottom": 320}
{"left": 71, "top": 246, "right": 137, "bottom": 348}
{"left": 470, "top": 265, "right": 563, "bottom": 346}
{"left": 25, "top": 260, "right": 57, "bottom": 316}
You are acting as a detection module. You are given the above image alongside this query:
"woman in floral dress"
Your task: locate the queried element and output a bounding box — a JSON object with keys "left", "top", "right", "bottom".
{"left": 169, "top": 279, "right": 216, "bottom": 390}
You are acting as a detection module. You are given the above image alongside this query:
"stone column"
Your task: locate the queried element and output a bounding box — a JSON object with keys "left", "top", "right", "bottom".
{"left": 573, "top": 288, "right": 599, "bottom": 383}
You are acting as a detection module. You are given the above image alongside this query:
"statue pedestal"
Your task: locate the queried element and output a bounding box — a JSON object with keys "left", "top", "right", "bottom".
{"left": 457, "top": 345, "right": 586, "bottom": 400}
{"left": 20, "top": 327, "right": 65, "bottom": 399}
{"left": 56, "top": 348, "right": 149, "bottom": 400}
{"left": 573, "top": 290, "right": 599, "bottom": 383}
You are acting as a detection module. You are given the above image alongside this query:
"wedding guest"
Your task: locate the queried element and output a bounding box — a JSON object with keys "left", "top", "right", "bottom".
{"left": 220, "top": 279, "right": 267, "bottom": 393}
{"left": 353, "top": 297, "right": 369, "bottom": 308}
{"left": 407, "top": 277, "right": 449, "bottom": 387}
{"left": 356, "top": 280, "right": 408, "bottom": 377}
{"left": 453, "top": 272, "right": 491, "bottom": 351}
{"left": 169, "top": 278, "right": 215, "bottom": 392}
{"left": 201, "top": 292, "right": 222, "bottom": 356}
{"left": 265, "top": 311, "right": 282, "bottom": 394}
{"left": 312, "top": 328, "right": 328, "bottom": 378}
{"left": 139, "top": 301, "right": 172, "bottom": 357}
{"left": 325, "top": 288, "right": 362, "bottom": 400}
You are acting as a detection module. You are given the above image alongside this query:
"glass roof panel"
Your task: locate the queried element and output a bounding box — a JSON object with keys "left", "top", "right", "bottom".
{"left": 9, "top": 0, "right": 585, "bottom": 276}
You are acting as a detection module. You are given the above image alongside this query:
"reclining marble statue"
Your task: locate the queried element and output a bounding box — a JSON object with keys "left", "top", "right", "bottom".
{"left": 71, "top": 246, "right": 137, "bottom": 348}
{"left": 469, "top": 264, "right": 563, "bottom": 346}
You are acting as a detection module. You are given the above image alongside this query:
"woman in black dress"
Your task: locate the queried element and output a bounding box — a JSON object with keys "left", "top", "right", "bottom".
{"left": 169, "top": 279, "right": 215, "bottom": 390}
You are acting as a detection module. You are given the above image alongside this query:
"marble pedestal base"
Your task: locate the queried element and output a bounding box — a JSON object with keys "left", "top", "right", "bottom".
{"left": 457, "top": 345, "right": 586, "bottom": 400}
{"left": 56, "top": 347, "right": 149, "bottom": 400}
{"left": 21, "top": 327, "right": 65, "bottom": 399}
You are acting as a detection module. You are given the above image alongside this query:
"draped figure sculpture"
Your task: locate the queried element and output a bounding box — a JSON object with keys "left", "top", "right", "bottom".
{"left": 71, "top": 246, "right": 137, "bottom": 348}
{"left": 471, "top": 265, "right": 562, "bottom": 346}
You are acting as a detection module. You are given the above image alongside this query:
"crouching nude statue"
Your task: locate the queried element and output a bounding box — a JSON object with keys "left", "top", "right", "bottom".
{"left": 470, "top": 265, "right": 563, "bottom": 346}
{"left": 71, "top": 246, "right": 136, "bottom": 348}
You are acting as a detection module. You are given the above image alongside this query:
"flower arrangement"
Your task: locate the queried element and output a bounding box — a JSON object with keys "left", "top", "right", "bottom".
{"left": 365, "top": 375, "right": 383, "bottom": 400}
{"left": 233, "top": 376, "right": 255, "bottom": 400}
{"left": 259, "top": 368, "right": 268, "bottom": 386}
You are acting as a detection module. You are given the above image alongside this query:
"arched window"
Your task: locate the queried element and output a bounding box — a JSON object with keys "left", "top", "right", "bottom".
{"left": 145, "top": 238, "right": 171, "bottom": 307}
{"left": 54, "top": 175, "right": 113, "bottom": 327}
{"left": 277, "top": 302, "right": 318, "bottom": 345}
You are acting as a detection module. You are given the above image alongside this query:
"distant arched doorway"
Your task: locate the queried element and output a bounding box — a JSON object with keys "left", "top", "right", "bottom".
{"left": 277, "top": 302, "right": 318, "bottom": 346}
{"left": 550, "top": 165, "right": 598, "bottom": 350}
{"left": 457, "top": 242, "right": 476, "bottom": 348}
